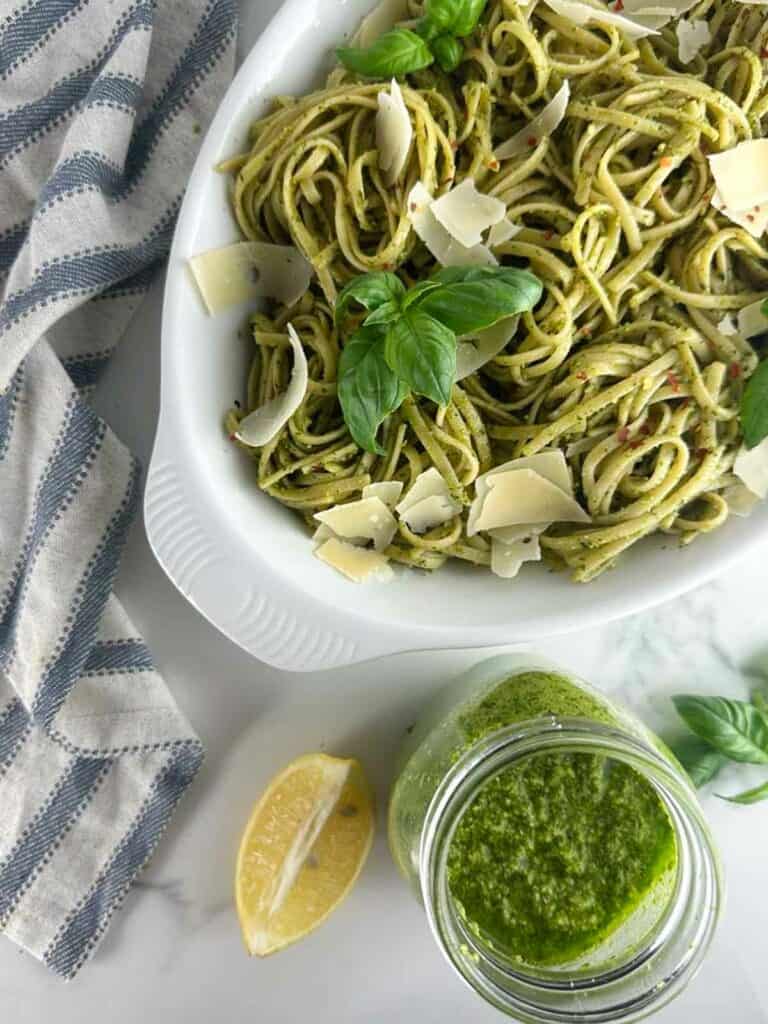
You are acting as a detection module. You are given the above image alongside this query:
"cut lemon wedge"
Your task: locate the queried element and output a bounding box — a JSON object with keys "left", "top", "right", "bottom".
{"left": 235, "top": 753, "right": 375, "bottom": 956}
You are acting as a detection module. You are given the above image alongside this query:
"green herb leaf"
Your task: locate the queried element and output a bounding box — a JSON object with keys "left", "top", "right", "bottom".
{"left": 672, "top": 695, "right": 768, "bottom": 765}
{"left": 414, "top": 269, "right": 543, "bottom": 335}
{"left": 385, "top": 309, "right": 456, "bottom": 406}
{"left": 752, "top": 688, "right": 768, "bottom": 716}
{"left": 335, "top": 271, "right": 405, "bottom": 327}
{"left": 740, "top": 358, "right": 768, "bottom": 449}
{"left": 717, "top": 780, "right": 768, "bottom": 805}
{"left": 401, "top": 280, "right": 443, "bottom": 310}
{"left": 364, "top": 300, "right": 402, "bottom": 327}
{"left": 670, "top": 735, "right": 727, "bottom": 788}
{"left": 338, "top": 326, "right": 409, "bottom": 454}
{"left": 432, "top": 34, "right": 464, "bottom": 72}
{"left": 336, "top": 28, "right": 434, "bottom": 80}
{"left": 424, "top": 0, "right": 488, "bottom": 37}
{"left": 762, "top": 298, "right": 768, "bottom": 318}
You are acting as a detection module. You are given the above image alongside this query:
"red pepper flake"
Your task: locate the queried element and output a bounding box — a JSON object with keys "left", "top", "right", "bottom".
{"left": 729, "top": 361, "right": 743, "bottom": 379}
{"left": 527, "top": 135, "right": 538, "bottom": 148}
{"left": 680, "top": 397, "right": 691, "bottom": 409}
{"left": 640, "top": 422, "right": 652, "bottom": 436}
{"left": 617, "top": 426, "right": 630, "bottom": 443}
{"left": 575, "top": 370, "right": 588, "bottom": 381}
{"left": 666, "top": 371, "right": 681, "bottom": 393}
{"left": 544, "top": 228, "right": 554, "bottom": 240}
{"left": 659, "top": 156, "right": 672, "bottom": 168}
{"left": 629, "top": 439, "right": 643, "bottom": 450}
{"left": 747, "top": 214, "right": 756, "bottom": 222}
{"left": 488, "top": 158, "right": 500, "bottom": 172}
{"left": 228, "top": 433, "right": 237, "bottom": 442}
{"left": 696, "top": 447, "right": 711, "bottom": 459}
{"left": 614, "top": 0, "right": 624, "bottom": 10}
{"left": 761, "top": 47, "right": 768, "bottom": 59}
{"left": 409, "top": 202, "right": 417, "bottom": 212}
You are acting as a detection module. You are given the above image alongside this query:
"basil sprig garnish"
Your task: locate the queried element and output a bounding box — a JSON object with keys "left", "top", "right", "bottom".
{"left": 672, "top": 692, "right": 768, "bottom": 805}
{"left": 336, "top": 265, "right": 542, "bottom": 453}
{"left": 337, "top": 0, "right": 489, "bottom": 79}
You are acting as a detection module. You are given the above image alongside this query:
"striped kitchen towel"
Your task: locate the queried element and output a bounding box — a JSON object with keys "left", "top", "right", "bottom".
{"left": 0, "top": 0, "right": 236, "bottom": 978}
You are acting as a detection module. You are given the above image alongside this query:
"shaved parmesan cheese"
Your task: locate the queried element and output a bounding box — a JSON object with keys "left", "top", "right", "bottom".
{"left": 676, "top": 18, "right": 710, "bottom": 63}
{"left": 711, "top": 187, "right": 768, "bottom": 239}
{"left": 540, "top": 0, "right": 659, "bottom": 39}
{"left": 351, "top": 0, "right": 410, "bottom": 46}
{"left": 396, "top": 467, "right": 458, "bottom": 515}
{"left": 737, "top": 298, "right": 768, "bottom": 339}
{"left": 430, "top": 179, "right": 506, "bottom": 249}
{"left": 315, "top": 537, "right": 393, "bottom": 583}
{"left": 723, "top": 482, "right": 760, "bottom": 517}
{"left": 312, "top": 524, "right": 335, "bottom": 546}
{"left": 363, "top": 481, "right": 404, "bottom": 508}
{"left": 407, "top": 183, "right": 498, "bottom": 267}
{"left": 716, "top": 313, "right": 738, "bottom": 336}
{"left": 490, "top": 522, "right": 548, "bottom": 544}
{"left": 622, "top": 0, "right": 698, "bottom": 28}
{"left": 474, "top": 469, "right": 591, "bottom": 532}
{"left": 708, "top": 141, "right": 768, "bottom": 213}
{"left": 495, "top": 81, "right": 571, "bottom": 161}
{"left": 400, "top": 494, "right": 460, "bottom": 533}
{"left": 235, "top": 324, "right": 308, "bottom": 447}
{"left": 189, "top": 242, "right": 312, "bottom": 314}
{"left": 734, "top": 439, "right": 768, "bottom": 500}
{"left": 487, "top": 218, "right": 522, "bottom": 247}
{"left": 314, "top": 496, "right": 397, "bottom": 551}
{"left": 377, "top": 79, "right": 412, "bottom": 186}
{"left": 468, "top": 449, "right": 576, "bottom": 534}
{"left": 491, "top": 533, "right": 542, "bottom": 579}
{"left": 456, "top": 317, "right": 519, "bottom": 381}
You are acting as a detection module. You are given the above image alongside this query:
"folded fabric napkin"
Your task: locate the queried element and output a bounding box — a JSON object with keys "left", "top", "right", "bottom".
{"left": 0, "top": 0, "right": 236, "bottom": 978}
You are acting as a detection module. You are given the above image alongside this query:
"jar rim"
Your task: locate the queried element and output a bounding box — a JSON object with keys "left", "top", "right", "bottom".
{"left": 419, "top": 716, "right": 724, "bottom": 1023}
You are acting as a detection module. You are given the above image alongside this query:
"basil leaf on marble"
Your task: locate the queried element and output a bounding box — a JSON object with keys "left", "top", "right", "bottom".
{"left": 672, "top": 695, "right": 768, "bottom": 765}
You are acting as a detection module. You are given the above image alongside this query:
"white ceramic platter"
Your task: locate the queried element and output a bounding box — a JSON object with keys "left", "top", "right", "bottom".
{"left": 145, "top": 0, "right": 768, "bottom": 672}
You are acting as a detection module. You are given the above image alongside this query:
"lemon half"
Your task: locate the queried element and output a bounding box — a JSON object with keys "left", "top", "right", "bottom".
{"left": 235, "top": 753, "right": 375, "bottom": 956}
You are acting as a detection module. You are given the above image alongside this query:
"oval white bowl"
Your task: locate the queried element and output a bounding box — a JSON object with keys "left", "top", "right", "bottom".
{"left": 146, "top": 0, "right": 768, "bottom": 672}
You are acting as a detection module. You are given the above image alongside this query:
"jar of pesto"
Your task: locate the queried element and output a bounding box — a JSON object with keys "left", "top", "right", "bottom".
{"left": 388, "top": 654, "right": 723, "bottom": 1022}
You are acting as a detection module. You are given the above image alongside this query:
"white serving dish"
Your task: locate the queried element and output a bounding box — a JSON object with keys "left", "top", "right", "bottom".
{"left": 145, "top": 0, "right": 768, "bottom": 672}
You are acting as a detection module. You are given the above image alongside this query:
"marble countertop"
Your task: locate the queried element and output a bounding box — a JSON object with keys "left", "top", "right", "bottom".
{"left": 3, "top": 3, "right": 768, "bottom": 1020}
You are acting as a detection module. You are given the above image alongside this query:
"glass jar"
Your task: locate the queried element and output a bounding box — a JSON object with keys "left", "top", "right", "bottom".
{"left": 388, "top": 654, "right": 723, "bottom": 1023}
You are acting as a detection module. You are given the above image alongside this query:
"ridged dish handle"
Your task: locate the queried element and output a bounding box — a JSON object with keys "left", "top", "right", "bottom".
{"left": 144, "top": 424, "right": 425, "bottom": 671}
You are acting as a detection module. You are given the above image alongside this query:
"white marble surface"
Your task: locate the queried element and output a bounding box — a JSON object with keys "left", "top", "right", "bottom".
{"left": 3, "top": 2, "right": 768, "bottom": 1019}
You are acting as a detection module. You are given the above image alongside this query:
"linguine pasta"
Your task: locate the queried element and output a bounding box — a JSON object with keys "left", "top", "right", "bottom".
{"left": 222, "top": 0, "right": 768, "bottom": 581}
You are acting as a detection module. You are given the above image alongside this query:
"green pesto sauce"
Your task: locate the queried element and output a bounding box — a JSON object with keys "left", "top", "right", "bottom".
{"left": 445, "top": 673, "right": 678, "bottom": 966}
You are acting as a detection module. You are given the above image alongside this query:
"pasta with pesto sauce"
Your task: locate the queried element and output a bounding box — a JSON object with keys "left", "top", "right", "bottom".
{"left": 221, "top": 0, "right": 768, "bottom": 582}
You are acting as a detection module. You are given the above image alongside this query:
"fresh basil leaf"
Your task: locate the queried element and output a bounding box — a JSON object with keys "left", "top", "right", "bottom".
{"left": 432, "top": 34, "right": 464, "bottom": 72}
{"left": 401, "top": 280, "right": 443, "bottom": 310}
{"left": 424, "top": 0, "right": 488, "bottom": 37}
{"left": 670, "top": 735, "right": 727, "bottom": 788}
{"left": 741, "top": 358, "right": 768, "bottom": 449}
{"left": 385, "top": 309, "right": 456, "bottom": 406}
{"left": 337, "top": 29, "right": 434, "bottom": 80}
{"left": 752, "top": 688, "right": 768, "bottom": 716}
{"left": 414, "top": 272, "right": 543, "bottom": 335}
{"left": 364, "top": 300, "right": 402, "bottom": 327}
{"left": 717, "top": 780, "right": 768, "bottom": 805}
{"left": 672, "top": 695, "right": 768, "bottom": 765}
{"left": 430, "top": 265, "right": 540, "bottom": 290}
{"left": 338, "top": 326, "right": 409, "bottom": 454}
{"left": 335, "top": 271, "right": 405, "bottom": 327}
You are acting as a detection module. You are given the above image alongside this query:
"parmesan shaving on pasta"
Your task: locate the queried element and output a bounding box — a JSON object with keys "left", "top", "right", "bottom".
{"left": 235, "top": 324, "right": 308, "bottom": 447}
{"left": 455, "top": 317, "right": 519, "bottom": 380}
{"left": 494, "top": 81, "right": 571, "bottom": 160}
{"left": 407, "top": 182, "right": 497, "bottom": 266}
{"left": 376, "top": 79, "right": 412, "bottom": 185}
{"left": 734, "top": 440, "right": 768, "bottom": 500}
{"left": 676, "top": 18, "right": 710, "bottom": 62}
{"left": 314, "top": 538, "right": 394, "bottom": 583}
{"left": 540, "top": 0, "right": 659, "bottom": 38}
{"left": 430, "top": 179, "right": 506, "bottom": 248}
{"left": 189, "top": 242, "right": 312, "bottom": 313}
{"left": 708, "top": 140, "right": 768, "bottom": 212}
{"left": 314, "top": 496, "right": 397, "bottom": 551}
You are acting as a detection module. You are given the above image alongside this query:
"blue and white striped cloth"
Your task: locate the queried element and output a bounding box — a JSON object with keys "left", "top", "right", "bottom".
{"left": 0, "top": 0, "right": 236, "bottom": 978}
